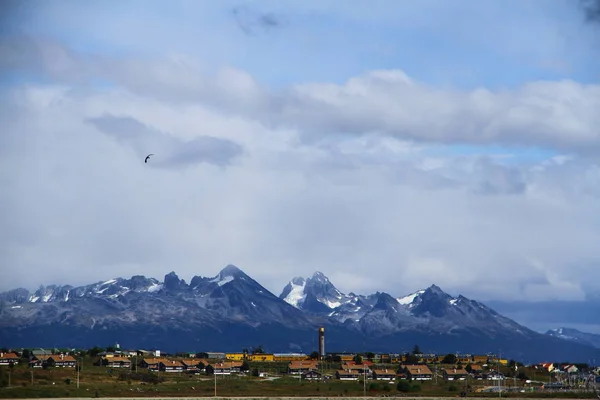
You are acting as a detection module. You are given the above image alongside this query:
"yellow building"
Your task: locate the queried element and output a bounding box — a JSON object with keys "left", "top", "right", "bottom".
{"left": 273, "top": 353, "right": 309, "bottom": 362}
{"left": 225, "top": 353, "right": 246, "bottom": 361}
{"left": 499, "top": 359, "right": 508, "bottom": 366}
{"left": 249, "top": 353, "right": 274, "bottom": 362}
{"left": 472, "top": 355, "right": 488, "bottom": 364}
{"left": 340, "top": 354, "right": 355, "bottom": 362}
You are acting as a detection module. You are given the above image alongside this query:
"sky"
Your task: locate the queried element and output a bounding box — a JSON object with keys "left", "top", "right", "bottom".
{"left": 2, "top": 0, "right": 600, "bottom": 308}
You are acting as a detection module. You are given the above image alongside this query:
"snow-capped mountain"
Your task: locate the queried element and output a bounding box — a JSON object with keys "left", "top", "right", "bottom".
{"left": 2, "top": 266, "right": 600, "bottom": 363}
{"left": 545, "top": 327, "right": 600, "bottom": 349}
{"left": 280, "top": 277, "right": 527, "bottom": 338}
{"left": 279, "top": 271, "right": 353, "bottom": 314}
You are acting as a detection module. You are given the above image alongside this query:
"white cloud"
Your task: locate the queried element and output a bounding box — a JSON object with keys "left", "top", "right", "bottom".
{"left": 2, "top": 3, "right": 600, "bottom": 303}
{"left": 2, "top": 67, "right": 600, "bottom": 303}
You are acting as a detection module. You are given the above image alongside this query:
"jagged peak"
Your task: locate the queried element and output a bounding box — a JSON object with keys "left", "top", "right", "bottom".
{"left": 219, "top": 264, "right": 245, "bottom": 278}
{"left": 428, "top": 284, "right": 444, "bottom": 292}
{"left": 163, "top": 271, "right": 187, "bottom": 290}
{"left": 290, "top": 276, "right": 306, "bottom": 286}
{"left": 311, "top": 271, "right": 329, "bottom": 281}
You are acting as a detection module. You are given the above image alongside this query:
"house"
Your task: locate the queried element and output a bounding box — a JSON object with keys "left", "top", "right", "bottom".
{"left": 212, "top": 361, "right": 243, "bottom": 375}
{"left": 182, "top": 359, "right": 206, "bottom": 373}
{"left": 472, "top": 355, "right": 488, "bottom": 364}
{"left": 160, "top": 360, "right": 185, "bottom": 373}
{"left": 485, "top": 371, "right": 505, "bottom": 381}
{"left": 457, "top": 355, "right": 472, "bottom": 364}
{"left": 29, "top": 355, "right": 51, "bottom": 368}
{"left": 404, "top": 365, "right": 433, "bottom": 380}
{"left": 372, "top": 369, "right": 396, "bottom": 381}
{"left": 538, "top": 363, "right": 555, "bottom": 372}
{"left": 140, "top": 358, "right": 166, "bottom": 371}
{"left": 561, "top": 364, "right": 579, "bottom": 374}
{"left": 339, "top": 354, "right": 356, "bottom": 362}
{"left": 443, "top": 368, "right": 468, "bottom": 381}
{"left": 379, "top": 354, "right": 392, "bottom": 363}
{"left": 390, "top": 354, "right": 402, "bottom": 363}
{"left": 336, "top": 370, "right": 361, "bottom": 381}
{"left": 468, "top": 364, "right": 484, "bottom": 378}
{"left": 422, "top": 354, "right": 438, "bottom": 363}
{"left": 107, "top": 357, "right": 132, "bottom": 368}
{"left": 0, "top": 352, "right": 20, "bottom": 366}
{"left": 48, "top": 355, "right": 77, "bottom": 368}
{"left": 342, "top": 361, "right": 373, "bottom": 374}
{"left": 301, "top": 370, "right": 322, "bottom": 381}
{"left": 288, "top": 361, "right": 319, "bottom": 375}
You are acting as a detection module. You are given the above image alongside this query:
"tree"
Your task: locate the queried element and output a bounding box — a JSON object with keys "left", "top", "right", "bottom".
{"left": 517, "top": 372, "right": 529, "bottom": 381}
{"left": 87, "top": 346, "right": 103, "bottom": 357}
{"left": 205, "top": 365, "right": 214, "bottom": 375}
{"left": 397, "top": 380, "right": 411, "bottom": 392}
{"left": 310, "top": 351, "right": 320, "bottom": 360}
{"left": 353, "top": 354, "right": 363, "bottom": 364}
{"left": 442, "top": 354, "right": 457, "bottom": 364}
{"left": 240, "top": 361, "right": 250, "bottom": 372}
{"left": 365, "top": 352, "right": 375, "bottom": 360}
{"left": 196, "top": 352, "right": 208, "bottom": 359}
{"left": 465, "top": 364, "right": 472, "bottom": 373}
{"left": 405, "top": 354, "right": 419, "bottom": 364}
{"left": 251, "top": 368, "right": 259, "bottom": 377}
{"left": 412, "top": 345, "right": 421, "bottom": 355}
{"left": 106, "top": 346, "right": 116, "bottom": 352}
{"left": 21, "top": 349, "right": 31, "bottom": 359}
{"left": 252, "top": 345, "right": 265, "bottom": 354}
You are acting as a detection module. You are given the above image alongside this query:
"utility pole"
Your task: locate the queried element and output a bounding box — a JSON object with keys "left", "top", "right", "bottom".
{"left": 30, "top": 370, "right": 33, "bottom": 386}
{"left": 498, "top": 351, "right": 501, "bottom": 398}
{"left": 77, "top": 358, "right": 81, "bottom": 389}
{"left": 214, "top": 369, "right": 217, "bottom": 397}
{"left": 363, "top": 363, "right": 366, "bottom": 397}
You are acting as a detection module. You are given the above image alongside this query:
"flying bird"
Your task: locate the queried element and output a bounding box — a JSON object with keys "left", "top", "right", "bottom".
{"left": 144, "top": 154, "right": 154, "bottom": 163}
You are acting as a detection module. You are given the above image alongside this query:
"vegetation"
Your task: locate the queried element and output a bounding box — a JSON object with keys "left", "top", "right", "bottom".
{"left": 0, "top": 354, "right": 598, "bottom": 399}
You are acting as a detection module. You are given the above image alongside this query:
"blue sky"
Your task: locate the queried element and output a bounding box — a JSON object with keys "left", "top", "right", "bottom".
{"left": 2, "top": 0, "right": 600, "bottom": 333}
{"left": 3, "top": 0, "right": 598, "bottom": 165}
{"left": 4, "top": 0, "right": 599, "bottom": 88}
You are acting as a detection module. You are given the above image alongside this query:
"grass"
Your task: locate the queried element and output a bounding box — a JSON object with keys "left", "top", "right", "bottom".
{"left": 0, "top": 361, "right": 595, "bottom": 398}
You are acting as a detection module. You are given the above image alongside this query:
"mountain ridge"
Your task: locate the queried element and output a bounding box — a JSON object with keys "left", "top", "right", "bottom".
{"left": 545, "top": 327, "right": 600, "bottom": 350}
{"left": 2, "top": 265, "right": 600, "bottom": 363}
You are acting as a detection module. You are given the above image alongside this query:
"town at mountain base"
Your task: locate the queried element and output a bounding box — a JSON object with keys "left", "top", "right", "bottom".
{"left": 1, "top": 265, "right": 600, "bottom": 364}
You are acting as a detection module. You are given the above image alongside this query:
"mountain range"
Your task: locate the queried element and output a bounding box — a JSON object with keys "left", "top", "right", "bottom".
{"left": 1, "top": 265, "right": 600, "bottom": 364}
{"left": 545, "top": 328, "right": 600, "bottom": 350}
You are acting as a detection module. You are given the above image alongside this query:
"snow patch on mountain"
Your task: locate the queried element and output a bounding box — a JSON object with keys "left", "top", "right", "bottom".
{"left": 397, "top": 290, "right": 425, "bottom": 305}
{"left": 282, "top": 278, "right": 306, "bottom": 308}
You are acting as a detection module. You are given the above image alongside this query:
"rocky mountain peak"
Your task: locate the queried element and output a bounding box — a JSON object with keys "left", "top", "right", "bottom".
{"left": 164, "top": 271, "right": 188, "bottom": 290}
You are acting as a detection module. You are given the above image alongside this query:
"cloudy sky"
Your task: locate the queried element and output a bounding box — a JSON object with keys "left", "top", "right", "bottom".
{"left": 2, "top": 0, "right": 600, "bottom": 305}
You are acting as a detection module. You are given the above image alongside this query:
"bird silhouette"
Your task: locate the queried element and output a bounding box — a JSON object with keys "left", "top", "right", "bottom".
{"left": 144, "top": 154, "right": 154, "bottom": 163}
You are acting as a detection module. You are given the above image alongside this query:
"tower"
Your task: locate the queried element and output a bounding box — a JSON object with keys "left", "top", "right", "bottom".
{"left": 318, "top": 327, "right": 325, "bottom": 359}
